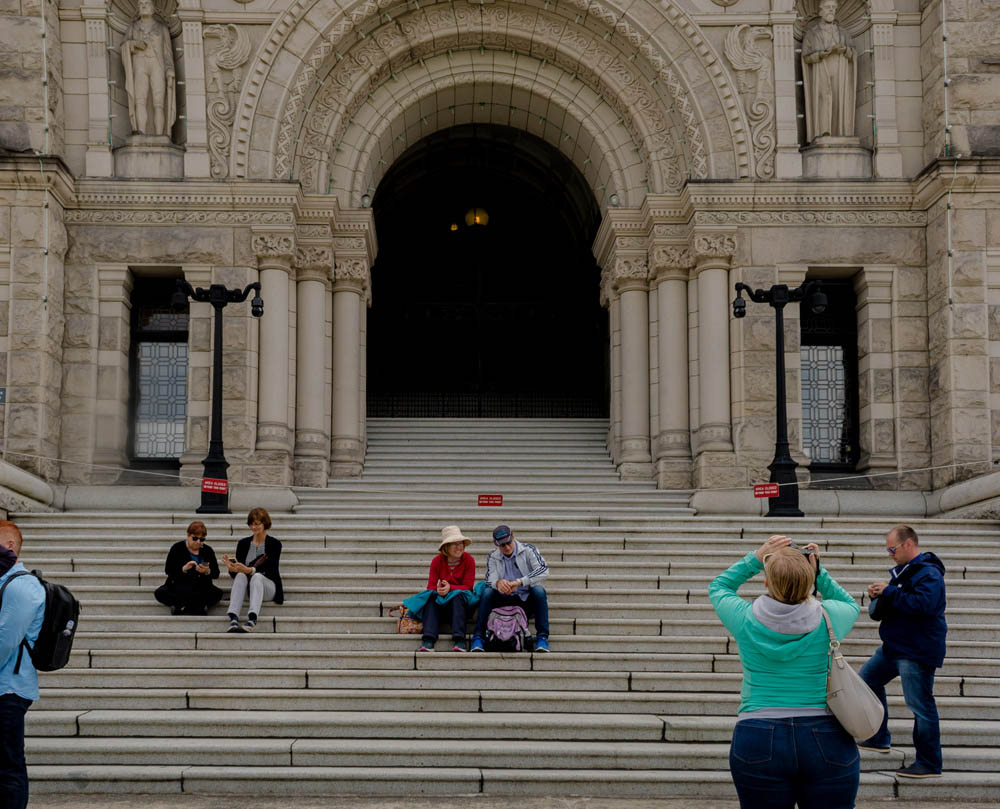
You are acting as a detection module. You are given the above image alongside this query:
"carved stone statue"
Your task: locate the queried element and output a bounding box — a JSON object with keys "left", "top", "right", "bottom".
{"left": 801, "top": 0, "right": 856, "bottom": 142}
{"left": 122, "top": 0, "right": 176, "bottom": 137}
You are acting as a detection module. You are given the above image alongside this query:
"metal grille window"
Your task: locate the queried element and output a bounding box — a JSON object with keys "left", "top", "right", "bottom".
{"left": 800, "top": 280, "right": 859, "bottom": 470}
{"left": 130, "top": 278, "right": 189, "bottom": 462}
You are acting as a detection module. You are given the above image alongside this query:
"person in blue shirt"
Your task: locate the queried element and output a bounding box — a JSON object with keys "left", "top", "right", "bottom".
{"left": 0, "top": 520, "right": 46, "bottom": 809}
{"left": 859, "top": 525, "right": 947, "bottom": 779}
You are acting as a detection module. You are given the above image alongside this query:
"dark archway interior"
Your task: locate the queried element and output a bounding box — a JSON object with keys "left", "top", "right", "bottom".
{"left": 367, "top": 124, "right": 607, "bottom": 417}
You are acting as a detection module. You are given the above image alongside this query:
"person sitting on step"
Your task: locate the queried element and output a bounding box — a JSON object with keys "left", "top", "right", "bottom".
{"left": 222, "top": 507, "right": 284, "bottom": 632}
{"left": 154, "top": 520, "right": 222, "bottom": 615}
{"left": 401, "top": 525, "right": 478, "bottom": 652}
{"left": 470, "top": 524, "right": 550, "bottom": 652}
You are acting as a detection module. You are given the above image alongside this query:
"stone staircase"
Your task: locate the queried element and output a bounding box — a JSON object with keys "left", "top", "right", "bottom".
{"left": 13, "top": 418, "right": 1000, "bottom": 800}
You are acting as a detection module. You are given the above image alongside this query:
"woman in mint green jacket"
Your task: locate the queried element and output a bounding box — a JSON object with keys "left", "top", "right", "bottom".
{"left": 709, "top": 535, "right": 861, "bottom": 809}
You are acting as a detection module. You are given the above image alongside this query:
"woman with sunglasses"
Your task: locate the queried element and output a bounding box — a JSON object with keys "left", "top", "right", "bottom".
{"left": 710, "top": 534, "right": 862, "bottom": 809}
{"left": 154, "top": 520, "right": 223, "bottom": 615}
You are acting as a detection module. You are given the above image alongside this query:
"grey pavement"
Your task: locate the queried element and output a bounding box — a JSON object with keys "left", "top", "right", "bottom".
{"left": 26, "top": 796, "right": 994, "bottom": 808}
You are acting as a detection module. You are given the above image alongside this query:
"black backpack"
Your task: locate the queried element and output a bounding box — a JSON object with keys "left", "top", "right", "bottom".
{"left": 0, "top": 570, "right": 80, "bottom": 673}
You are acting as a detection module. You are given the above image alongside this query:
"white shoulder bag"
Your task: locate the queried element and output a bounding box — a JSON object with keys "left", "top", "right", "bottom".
{"left": 820, "top": 607, "right": 885, "bottom": 741}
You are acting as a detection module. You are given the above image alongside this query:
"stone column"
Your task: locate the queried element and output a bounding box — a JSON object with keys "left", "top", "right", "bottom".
{"left": 92, "top": 265, "right": 133, "bottom": 478}
{"left": 854, "top": 266, "right": 898, "bottom": 486}
{"left": 294, "top": 246, "right": 332, "bottom": 486}
{"left": 82, "top": 0, "right": 113, "bottom": 176}
{"left": 650, "top": 246, "right": 692, "bottom": 488}
{"left": 772, "top": 17, "right": 802, "bottom": 178}
{"left": 178, "top": 17, "right": 211, "bottom": 177}
{"left": 612, "top": 257, "right": 653, "bottom": 478}
{"left": 178, "top": 265, "right": 212, "bottom": 485}
{"left": 871, "top": 19, "right": 903, "bottom": 178}
{"left": 251, "top": 229, "right": 295, "bottom": 484}
{"left": 330, "top": 257, "right": 370, "bottom": 477}
{"left": 692, "top": 231, "right": 739, "bottom": 489}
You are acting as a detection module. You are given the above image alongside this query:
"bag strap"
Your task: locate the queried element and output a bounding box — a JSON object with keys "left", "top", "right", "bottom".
{"left": 0, "top": 571, "right": 34, "bottom": 676}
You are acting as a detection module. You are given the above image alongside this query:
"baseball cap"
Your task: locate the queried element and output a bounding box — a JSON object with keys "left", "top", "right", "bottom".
{"left": 492, "top": 525, "right": 513, "bottom": 545}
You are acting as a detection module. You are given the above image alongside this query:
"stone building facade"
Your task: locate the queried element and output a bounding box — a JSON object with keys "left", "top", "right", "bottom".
{"left": 0, "top": 0, "right": 998, "bottom": 499}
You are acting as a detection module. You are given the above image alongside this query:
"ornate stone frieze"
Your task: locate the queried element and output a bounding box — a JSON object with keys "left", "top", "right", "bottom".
{"left": 693, "top": 210, "right": 927, "bottom": 226}
{"left": 295, "top": 245, "right": 332, "bottom": 281}
{"left": 333, "top": 237, "right": 366, "bottom": 251}
{"left": 693, "top": 234, "right": 738, "bottom": 264}
{"left": 297, "top": 225, "right": 331, "bottom": 239}
{"left": 204, "top": 24, "right": 253, "bottom": 180}
{"left": 64, "top": 210, "right": 294, "bottom": 225}
{"left": 724, "top": 25, "right": 776, "bottom": 180}
{"left": 333, "top": 257, "right": 371, "bottom": 290}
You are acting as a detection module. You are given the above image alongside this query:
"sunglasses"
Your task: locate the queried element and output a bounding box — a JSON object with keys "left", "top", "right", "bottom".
{"left": 886, "top": 540, "right": 907, "bottom": 555}
{"left": 189, "top": 535, "right": 206, "bottom": 541}
{"left": 494, "top": 538, "right": 513, "bottom": 547}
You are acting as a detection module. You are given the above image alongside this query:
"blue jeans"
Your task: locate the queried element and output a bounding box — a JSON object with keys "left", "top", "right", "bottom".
{"left": 860, "top": 646, "right": 942, "bottom": 772}
{"left": 0, "top": 693, "right": 32, "bottom": 809}
{"left": 473, "top": 586, "right": 549, "bottom": 639}
{"left": 421, "top": 593, "right": 469, "bottom": 643}
{"left": 729, "top": 715, "right": 859, "bottom": 809}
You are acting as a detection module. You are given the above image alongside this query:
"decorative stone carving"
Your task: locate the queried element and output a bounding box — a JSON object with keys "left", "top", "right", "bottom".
{"left": 650, "top": 246, "right": 693, "bottom": 280}
{"left": 334, "top": 258, "right": 371, "bottom": 290}
{"left": 252, "top": 233, "right": 295, "bottom": 263}
{"left": 693, "top": 234, "right": 738, "bottom": 264}
{"left": 692, "top": 210, "right": 925, "bottom": 226}
{"left": 611, "top": 257, "right": 649, "bottom": 291}
{"left": 801, "top": 0, "right": 857, "bottom": 143}
{"left": 204, "top": 24, "right": 252, "bottom": 179}
{"left": 123, "top": 0, "right": 177, "bottom": 137}
{"left": 295, "top": 246, "right": 333, "bottom": 281}
{"left": 725, "top": 25, "right": 776, "bottom": 180}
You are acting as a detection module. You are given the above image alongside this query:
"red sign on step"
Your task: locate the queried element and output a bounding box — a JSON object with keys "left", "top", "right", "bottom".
{"left": 753, "top": 483, "right": 780, "bottom": 499}
{"left": 478, "top": 494, "right": 503, "bottom": 507}
{"left": 201, "top": 478, "right": 229, "bottom": 494}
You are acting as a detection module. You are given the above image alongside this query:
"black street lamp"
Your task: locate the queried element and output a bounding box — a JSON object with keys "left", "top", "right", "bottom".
{"left": 732, "top": 280, "right": 827, "bottom": 517}
{"left": 173, "top": 280, "right": 264, "bottom": 514}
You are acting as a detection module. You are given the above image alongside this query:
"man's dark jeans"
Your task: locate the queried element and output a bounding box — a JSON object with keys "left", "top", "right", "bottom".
{"left": 860, "top": 646, "right": 942, "bottom": 772}
{"left": 0, "top": 692, "right": 32, "bottom": 809}
{"left": 728, "top": 715, "right": 860, "bottom": 809}
{"left": 473, "top": 585, "right": 549, "bottom": 639}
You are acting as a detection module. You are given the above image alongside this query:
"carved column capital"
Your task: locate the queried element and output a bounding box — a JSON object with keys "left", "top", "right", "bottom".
{"left": 294, "top": 245, "right": 333, "bottom": 283}
{"left": 333, "top": 256, "right": 371, "bottom": 295}
{"left": 611, "top": 256, "right": 650, "bottom": 293}
{"left": 252, "top": 229, "right": 295, "bottom": 271}
{"left": 649, "top": 246, "right": 693, "bottom": 282}
{"left": 692, "top": 232, "right": 737, "bottom": 274}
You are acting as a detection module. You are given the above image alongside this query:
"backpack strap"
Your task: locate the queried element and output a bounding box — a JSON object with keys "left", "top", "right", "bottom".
{"left": 0, "top": 571, "right": 34, "bottom": 675}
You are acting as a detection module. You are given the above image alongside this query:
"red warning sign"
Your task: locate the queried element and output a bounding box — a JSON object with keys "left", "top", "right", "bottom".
{"left": 478, "top": 494, "right": 503, "bottom": 507}
{"left": 753, "top": 483, "right": 780, "bottom": 499}
{"left": 201, "top": 478, "right": 229, "bottom": 494}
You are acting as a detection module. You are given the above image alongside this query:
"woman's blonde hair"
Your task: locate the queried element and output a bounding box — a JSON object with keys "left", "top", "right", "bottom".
{"left": 763, "top": 548, "right": 815, "bottom": 604}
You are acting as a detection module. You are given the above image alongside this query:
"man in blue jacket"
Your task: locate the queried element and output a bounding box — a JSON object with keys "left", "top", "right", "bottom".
{"left": 859, "top": 524, "right": 946, "bottom": 779}
{"left": 0, "top": 520, "right": 46, "bottom": 809}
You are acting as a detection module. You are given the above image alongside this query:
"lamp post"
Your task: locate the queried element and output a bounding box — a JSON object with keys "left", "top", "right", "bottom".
{"left": 173, "top": 279, "right": 264, "bottom": 513}
{"left": 732, "top": 280, "right": 826, "bottom": 517}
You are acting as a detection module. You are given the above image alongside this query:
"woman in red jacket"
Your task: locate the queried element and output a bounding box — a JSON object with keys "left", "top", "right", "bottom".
{"left": 419, "top": 525, "right": 476, "bottom": 652}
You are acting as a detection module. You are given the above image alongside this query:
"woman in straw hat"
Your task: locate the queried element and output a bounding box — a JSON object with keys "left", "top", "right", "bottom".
{"left": 414, "top": 525, "right": 477, "bottom": 652}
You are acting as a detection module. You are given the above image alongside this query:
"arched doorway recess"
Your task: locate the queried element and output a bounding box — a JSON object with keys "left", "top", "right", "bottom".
{"left": 367, "top": 124, "right": 607, "bottom": 418}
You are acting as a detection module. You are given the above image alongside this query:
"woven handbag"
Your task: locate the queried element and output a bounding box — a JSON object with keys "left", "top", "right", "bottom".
{"left": 388, "top": 605, "right": 423, "bottom": 634}
{"left": 820, "top": 607, "right": 885, "bottom": 740}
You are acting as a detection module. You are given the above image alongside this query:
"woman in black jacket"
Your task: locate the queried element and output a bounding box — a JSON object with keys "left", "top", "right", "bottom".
{"left": 222, "top": 507, "right": 284, "bottom": 632}
{"left": 154, "top": 520, "right": 223, "bottom": 615}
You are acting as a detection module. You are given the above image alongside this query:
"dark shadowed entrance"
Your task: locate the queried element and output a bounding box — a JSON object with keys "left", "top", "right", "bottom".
{"left": 367, "top": 124, "right": 607, "bottom": 418}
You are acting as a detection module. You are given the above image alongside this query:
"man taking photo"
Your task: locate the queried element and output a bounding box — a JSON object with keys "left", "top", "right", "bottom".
{"left": 0, "top": 520, "right": 45, "bottom": 809}
{"left": 859, "top": 524, "right": 946, "bottom": 779}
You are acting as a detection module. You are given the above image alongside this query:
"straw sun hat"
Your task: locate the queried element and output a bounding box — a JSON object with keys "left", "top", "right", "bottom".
{"left": 438, "top": 525, "right": 471, "bottom": 552}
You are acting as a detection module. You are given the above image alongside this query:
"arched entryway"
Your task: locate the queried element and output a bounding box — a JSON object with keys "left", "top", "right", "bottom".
{"left": 367, "top": 125, "right": 607, "bottom": 418}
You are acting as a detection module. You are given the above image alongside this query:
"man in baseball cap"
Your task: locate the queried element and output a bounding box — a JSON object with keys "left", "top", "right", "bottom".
{"left": 470, "top": 525, "right": 551, "bottom": 652}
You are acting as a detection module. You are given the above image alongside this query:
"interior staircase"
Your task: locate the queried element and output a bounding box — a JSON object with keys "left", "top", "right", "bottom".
{"left": 14, "top": 418, "right": 1000, "bottom": 800}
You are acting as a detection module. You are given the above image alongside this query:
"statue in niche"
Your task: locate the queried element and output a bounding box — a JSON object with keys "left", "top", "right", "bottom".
{"left": 801, "top": 0, "right": 856, "bottom": 142}
{"left": 122, "top": 0, "right": 177, "bottom": 137}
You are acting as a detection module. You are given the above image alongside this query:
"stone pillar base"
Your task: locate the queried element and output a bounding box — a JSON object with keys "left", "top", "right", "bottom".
{"left": 114, "top": 135, "right": 185, "bottom": 179}
{"left": 618, "top": 461, "right": 654, "bottom": 481}
{"left": 693, "top": 451, "right": 746, "bottom": 490}
{"left": 330, "top": 461, "right": 363, "bottom": 478}
{"left": 88, "top": 451, "right": 128, "bottom": 484}
{"left": 247, "top": 450, "right": 294, "bottom": 486}
{"left": 801, "top": 136, "right": 872, "bottom": 179}
{"left": 256, "top": 423, "right": 293, "bottom": 452}
{"left": 656, "top": 458, "right": 693, "bottom": 489}
{"left": 331, "top": 436, "right": 364, "bottom": 478}
{"left": 294, "top": 456, "right": 330, "bottom": 487}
